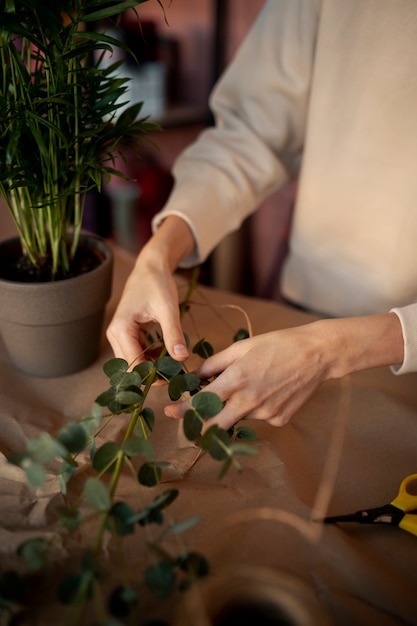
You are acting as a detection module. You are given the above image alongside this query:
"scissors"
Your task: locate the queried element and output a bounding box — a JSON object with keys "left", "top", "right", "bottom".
{"left": 320, "top": 474, "right": 417, "bottom": 538}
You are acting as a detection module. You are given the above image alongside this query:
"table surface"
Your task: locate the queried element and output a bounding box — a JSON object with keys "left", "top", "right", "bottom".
{"left": 1, "top": 210, "right": 417, "bottom": 625}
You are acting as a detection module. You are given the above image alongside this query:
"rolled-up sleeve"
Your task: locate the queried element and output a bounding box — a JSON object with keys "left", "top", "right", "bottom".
{"left": 390, "top": 304, "right": 417, "bottom": 374}
{"left": 152, "top": 0, "right": 321, "bottom": 267}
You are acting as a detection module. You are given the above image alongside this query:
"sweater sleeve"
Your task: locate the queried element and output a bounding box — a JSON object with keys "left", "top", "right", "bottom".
{"left": 152, "top": 0, "right": 321, "bottom": 267}
{"left": 390, "top": 304, "right": 417, "bottom": 374}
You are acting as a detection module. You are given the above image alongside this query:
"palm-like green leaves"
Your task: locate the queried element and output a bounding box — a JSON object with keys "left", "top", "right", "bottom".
{"left": 0, "top": 0, "right": 159, "bottom": 276}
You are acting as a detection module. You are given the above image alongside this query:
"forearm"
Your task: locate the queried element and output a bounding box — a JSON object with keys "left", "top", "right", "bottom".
{"left": 107, "top": 216, "right": 195, "bottom": 364}
{"left": 138, "top": 215, "right": 195, "bottom": 275}
{"left": 318, "top": 313, "right": 404, "bottom": 380}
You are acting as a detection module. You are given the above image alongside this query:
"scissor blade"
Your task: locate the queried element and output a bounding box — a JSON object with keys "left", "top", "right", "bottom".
{"left": 322, "top": 511, "right": 368, "bottom": 524}
{"left": 321, "top": 503, "right": 405, "bottom": 526}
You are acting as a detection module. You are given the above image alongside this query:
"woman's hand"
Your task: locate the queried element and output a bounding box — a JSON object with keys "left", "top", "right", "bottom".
{"left": 107, "top": 214, "right": 404, "bottom": 428}
{"left": 165, "top": 323, "right": 331, "bottom": 429}
{"left": 164, "top": 313, "right": 404, "bottom": 430}
{"left": 106, "top": 216, "right": 195, "bottom": 367}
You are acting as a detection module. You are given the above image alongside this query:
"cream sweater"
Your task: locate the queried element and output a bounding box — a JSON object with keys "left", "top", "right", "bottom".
{"left": 153, "top": 0, "right": 417, "bottom": 374}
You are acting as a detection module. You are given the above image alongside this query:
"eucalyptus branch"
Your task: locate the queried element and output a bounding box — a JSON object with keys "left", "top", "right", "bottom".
{"left": 2, "top": 276, "right": 257, "bottom": 621}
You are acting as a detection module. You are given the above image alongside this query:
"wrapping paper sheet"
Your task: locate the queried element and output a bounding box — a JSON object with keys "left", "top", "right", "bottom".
{"left": 1, "top": 216, "right": 417, "bottom": 624}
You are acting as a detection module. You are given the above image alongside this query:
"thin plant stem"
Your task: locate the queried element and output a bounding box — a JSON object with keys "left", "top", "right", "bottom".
{"left": 90, "top": 269, "right": 201, "bottom": 558}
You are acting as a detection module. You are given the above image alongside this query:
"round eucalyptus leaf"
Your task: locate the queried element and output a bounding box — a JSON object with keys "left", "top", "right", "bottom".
{"left": 107, "top": 502, "right": 135, "bottom": 536}
{"left": 91, "top": 401, "right": 103, "bottom": 420}
{"left": 56, "top": 506, "right": 81, "bottom": 532}
{"left": 80, "top": 403, "right": 102, "bottom": 435}
{"left": 140, "top": 407, "right": 155, "bottom": 435}
{"left": 133, "top": 360, "right": 154, "bottom": 381}
{"left": 184, "top": 373, "right": 201, "bottom": 392}
{"left": 200, "top": 425, "right": 230, "bottom": 460}
{"left": 191, "top": 392, "right": 223, "bottom": 419}
{"left": 95, "top": 387, "right": 117, "bottom": 408}
{"left": 192, "top": 338, "right": 214, "bottom": 358}
{"left": 17, "top": 538, "right": 49, "bottom": 570}
{"left": 177, "top": 551, "right": 209, "bottom": 578}
{"left": 111, "top": 369, "right": 142, "bottom": 389}
{"left": 134, "top": 506, "right": 164, "bottom": 527}
{"left": 144, "top": 562, "right": 175, "bottom": 599}
{"left": 27, "top": 432, "right": 67, "bottom": 463}
{"left": 57, "top": 422, "right": 88, "bottom": 454}
{"left": 7, "top": 451, "right": 26, "bottom": 467}
{"left": 109, "top": 585, "right": 138, "bottom": 617}
{"left": 155, "top": 355, "right": 183, "bottom": 379}
{"left": 92, "top": 441, "right": 119, "bottom": 474}
{"left": 138, "top": 462, "right": 162, "bottom": 487}
{"left": 103, "top": 358, "right": 129, "bottom": 378}
{"left": 84, "top": 477, "right": 111, "bottom": 512}
{"left": 236, "top": 426, "right": 257, "bottom": 441}
{"left": 167, "top": 374, "right": 186, "bottom": 401}
{"left": 168, "top": 373, "right": 200, "bottom": 401}
{"left": 151, "top": 488, "right": 179, "bottom": 511}
{"left": 183, "top": 409, "right": 202, "bottom": 441}
{"left": 122, "top": 437, "right": 154, "bottom": 459}
{"left": 108, "top": 400, "right": 128, "bottom": 414}
{"left": 233, "top": 328, "right": 250, "bottom": 342}
{"left": 24, "top": 461, "right": 46, "bottom": 488}
{"left": 108, "top": 371, "right": 128, "bottom": 387}
{"left": 115, "top": 388, "right": 143, "bottom": 406}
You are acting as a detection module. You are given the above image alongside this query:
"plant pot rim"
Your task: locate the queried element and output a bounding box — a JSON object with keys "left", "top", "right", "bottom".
{"left": 0, "top": 232, "right": 113, "bottom": 289}
{"left": 0, "top": 233, "right": 114, "bottom": 326}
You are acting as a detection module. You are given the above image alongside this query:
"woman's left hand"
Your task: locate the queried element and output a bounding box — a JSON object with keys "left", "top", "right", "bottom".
{"left": 164, "top": 321, "right": 333, "bottom": 430}
{"left": 163, "top": 312, "right": 404, "bottom": 431}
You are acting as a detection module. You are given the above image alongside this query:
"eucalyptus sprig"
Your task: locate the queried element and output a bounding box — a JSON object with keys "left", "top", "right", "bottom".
{"left": 0, "top": 0, "right": 162, "bottom": 278}
{"left": 1, "top": 283, "right": 257, "bottom": 625}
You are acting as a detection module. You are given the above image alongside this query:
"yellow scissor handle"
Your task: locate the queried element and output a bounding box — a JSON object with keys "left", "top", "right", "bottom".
{"left": 391, "top": 474, "right": 417, "bottom": 512}
{"left": 399, "top": 513, "right": 417, "bottom": 538}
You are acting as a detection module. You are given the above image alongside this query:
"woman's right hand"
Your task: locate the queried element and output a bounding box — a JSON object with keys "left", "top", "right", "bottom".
{"left": 106, "top": 216, "right": 195, "bottom": 367}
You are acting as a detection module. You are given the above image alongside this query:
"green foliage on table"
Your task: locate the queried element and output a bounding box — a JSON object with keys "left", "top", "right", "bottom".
{"left": 1, "top": 282, "right": 257, "bottom": 624}
{"left": 0, "top": 0, "right": 161, "bottom": 278}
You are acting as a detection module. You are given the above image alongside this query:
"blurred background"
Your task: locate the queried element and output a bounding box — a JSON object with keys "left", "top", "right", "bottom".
{"left": 85, "top": 0, "right": 294, "bottom": 301}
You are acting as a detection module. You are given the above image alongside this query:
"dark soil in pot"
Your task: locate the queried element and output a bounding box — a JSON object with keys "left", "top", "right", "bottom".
{"left": 0, "top": 239, "right": 103, "bottom": 283}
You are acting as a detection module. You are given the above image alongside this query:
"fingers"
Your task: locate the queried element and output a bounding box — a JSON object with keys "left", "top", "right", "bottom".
{"left": 106, "top": 319, "right": 145, "bottom": 367}
{"left": 195, "top": 340, "right": 248, "bottom": 379}
{"left": 106, "top": 269, "right": 188, "bottom": 365}
{"left": 164, "top": 390, "right": 293, "bottom": 433}
{"left": 108, "top": 316, "right": 188, "bottom": 367}
{"left": 162, "top": 326, "right": 329, "bottom": 435}
{"left": 163, "top": 367, "right": 251, "bottom": 431}
{"left": 158, "top": 312, "right": 189, "bottom": 361}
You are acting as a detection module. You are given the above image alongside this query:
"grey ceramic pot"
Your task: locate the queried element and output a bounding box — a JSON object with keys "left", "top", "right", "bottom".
{"left": 0, "top": 234, "right": 113, "bottom": 377}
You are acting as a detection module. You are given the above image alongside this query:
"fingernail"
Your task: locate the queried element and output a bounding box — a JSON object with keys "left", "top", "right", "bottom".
{"left": 164, "top": 407, "right": 173, "bottom": 418}
{"left": 173, "top": 344, "right": 188, "bottom": 359}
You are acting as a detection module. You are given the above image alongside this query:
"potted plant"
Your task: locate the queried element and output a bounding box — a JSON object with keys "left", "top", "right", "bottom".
{"left": 0, "top": 0, "right": 160, "bottom": 377}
